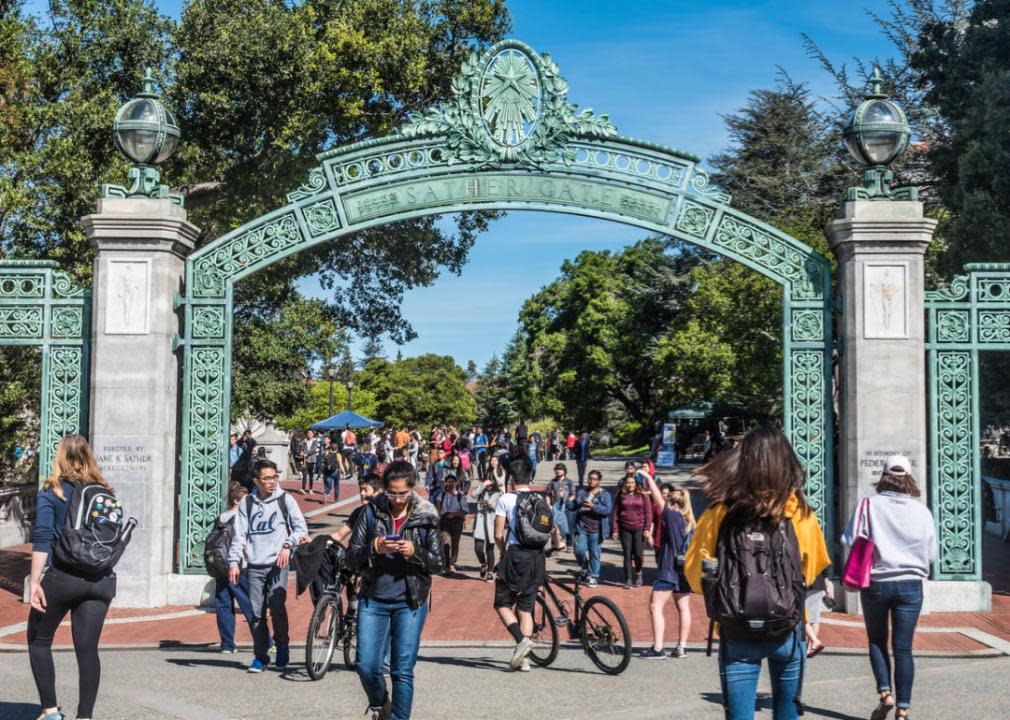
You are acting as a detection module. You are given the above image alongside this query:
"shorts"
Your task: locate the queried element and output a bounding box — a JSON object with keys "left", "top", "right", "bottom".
{"left": 805, "top": 590, "right": 825, "bottom": 624}
{"left": 652, "top": 572, "right": 691, "bottom": 594}
{"left": 493, "top": 546, "right": 545, "bottom": 613}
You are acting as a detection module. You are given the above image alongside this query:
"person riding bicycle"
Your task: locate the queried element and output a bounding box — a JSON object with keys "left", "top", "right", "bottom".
{"left": 346, "top": 461, "right": 443, "bottom": 720}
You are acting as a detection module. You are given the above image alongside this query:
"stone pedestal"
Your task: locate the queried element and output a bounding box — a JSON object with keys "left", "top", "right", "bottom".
{"left": 83, "top": 198, "right": 209, "bottom": 607}
{"left": 829, "top": 200, "right": 990, "bottom": 613}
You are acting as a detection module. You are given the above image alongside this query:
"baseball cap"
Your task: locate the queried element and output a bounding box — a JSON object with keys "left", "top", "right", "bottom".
{"left": 882, "top": 454, "right": 911, "bottom": 477}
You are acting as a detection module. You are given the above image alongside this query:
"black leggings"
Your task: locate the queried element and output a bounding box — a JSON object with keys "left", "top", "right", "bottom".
{"left": 28, "top": 567, "right": 116, "bottom": 718}
{"left": 474, "top": 538, "right": 496, "bottom": 572}
{"left": 618, "top": 528, "right": 644, "bottom": 582}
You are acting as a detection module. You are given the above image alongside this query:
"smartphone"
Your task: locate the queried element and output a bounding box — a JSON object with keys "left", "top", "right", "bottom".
{"left": 384, "top": 534, "right": 401, "bottom": 542}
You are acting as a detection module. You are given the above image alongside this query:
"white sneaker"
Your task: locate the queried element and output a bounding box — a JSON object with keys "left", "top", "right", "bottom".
{"left": 672, "top": 644, "right": 688, "bottom": 659}
{"left": 519, "top": 657, "right": 531, "bottom": 672}
{"left": 509, "top": 637, "right": 534, "bottom": 669}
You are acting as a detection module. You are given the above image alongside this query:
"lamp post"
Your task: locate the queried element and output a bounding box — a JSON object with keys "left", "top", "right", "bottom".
{"left": 340, "top": 358, "right": 354, "bottom": 412}
{"left": 101, "top": 68, "right": 183, "bottom": 205}
{"left": 325, "top": 364, "right": 337, "bottom": 416}
{"left": 842, "top": 67, "right": 916, "bottom": 201}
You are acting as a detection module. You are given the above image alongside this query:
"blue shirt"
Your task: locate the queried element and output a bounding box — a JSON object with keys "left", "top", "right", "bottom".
{"left": 474, "top": 434, "right": 488, "bottom": 452}
{"left": 229, "top": 445, "right": 242, "bottom": 468}
{"left": 32, "top": 481, "right": 72, "bottom": 559}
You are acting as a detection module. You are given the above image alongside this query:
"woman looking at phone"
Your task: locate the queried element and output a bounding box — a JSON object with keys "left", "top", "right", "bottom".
{"left": 346, "top": 461, "right": 444, "bottom": 720}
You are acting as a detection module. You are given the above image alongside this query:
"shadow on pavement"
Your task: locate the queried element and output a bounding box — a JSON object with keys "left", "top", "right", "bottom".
{"left": 0, "top": 702, "right": 38, "bottom": 720}
{"left": 699, "top": 692, "right": 863, "bottom": 720}
{"left": 419, "top": 650, "right": 599, "bottom": 675}
{"left": 164, "top": 656, "right": 248, "bottom": 671}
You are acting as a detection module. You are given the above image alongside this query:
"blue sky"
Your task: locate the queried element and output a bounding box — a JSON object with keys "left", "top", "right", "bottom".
{"left": 27, "top": 0, "right": 898, "bottom": 368}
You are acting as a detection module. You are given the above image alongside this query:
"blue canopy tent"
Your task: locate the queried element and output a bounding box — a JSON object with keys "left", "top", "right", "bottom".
{"left": 311, "top": 410, "right": 383, "bottom": 431}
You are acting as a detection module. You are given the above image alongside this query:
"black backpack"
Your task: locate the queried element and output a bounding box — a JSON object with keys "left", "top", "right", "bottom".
{"left": 323, "top": 450, "right": 339, "bottom": 475}
{"left": 53, "top": 481, "right": 136, "bottom": 577}
{"left": 704, "top": 506, "right": 806, "bottom": 643}
{"left": 510, "top": 491, "right": 554, "bottom": 550}
{"left": 203, "top": 515, "right": 236, "bottom": 582}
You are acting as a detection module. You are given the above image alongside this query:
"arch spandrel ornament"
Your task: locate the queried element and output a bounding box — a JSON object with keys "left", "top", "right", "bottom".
{"left": 177, "top": 40, "right": 834, "bottom": 572}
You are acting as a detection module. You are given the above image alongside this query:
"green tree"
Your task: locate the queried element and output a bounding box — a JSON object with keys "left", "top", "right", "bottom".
{"left": 1, "top": 0, "right": 510, "bottom": 421}
{"left": 909, "top": 0, "right": 1010, "bottom": 276}
{"left": 356, "top": 354, "right": 475, "bottom": 429}
{"left": 275, "top": 377, "right": 379, "bottom": 432}
{"left": 473, "top": 354, "right": 518, "bottom": 430}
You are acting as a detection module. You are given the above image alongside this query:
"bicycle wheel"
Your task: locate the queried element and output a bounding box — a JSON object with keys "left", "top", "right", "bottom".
{"left": 341, "top": 612, "right": 358, "bottom": 669}
{"left": 579, "top": 595, "right": 632, "bottom": 675}
{"left": 305, "top": 594, "right": 341, "bottom": 680}
{"left": 526, "top": 594, "right": 559, "bottom": 667}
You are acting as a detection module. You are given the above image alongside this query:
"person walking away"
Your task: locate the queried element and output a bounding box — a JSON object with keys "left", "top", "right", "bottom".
{"left": 293, "top": 432, "right": 309, "bottom": 493}
{"left": 212, "top": 483, "right": 256, "bottom": 652}
{"left": 471, "top": 473, "right": 503, "bottom": 582}
{"left": 28, "top": 435, "right": 126, "bottom": 720}
{"left": 684, "top": 427, "right": 831, "bottom": 720}
{"left": 303, "top": 430, "right": 320, "bottom": 494}
{"left": 565, "top": 430, "right": 577, "bottom": 461}
{"left": 569, "top": 469, "right": 612, "bottom": 587}
{"left": 321, "top": 436, "right": 341, "bottom": 503}
{"left": 228, "top": 459, "right": 308, "bottom": 673}
{"left": 613, "top": 472, "right": 653, "bottom": 588}
{"left": 494, "top": 456, "right": 553, "bottom": 672}
{"left": 341, "top": 424, "right": 358, "bottom": 480}
{"left": 515, "top": 420, "right": 529, "bottom": 453}
{"left": 356, "top": 441, "right": 379, "bottom": 480}
{"left": 433, "top": 474, "right": 467, "bottom": 575}
{"left": 574, "top": 432, "right": 591, "bottom": 488}
{"left": 345, "top": 461, "right": 443, "bottom": 720}
{"left": 640, "top": 482, "right": 694, "bottom": 659}
{"left": 395, "top": 426, "right": 410, "bottom": 456}
{"left": 425, "top": 447, "right": 448, "bottom": 494}
{"left": 474, "top": 426, "right": 489, "bottom": 480}
{"left": 804, "top": 571, "right": 833, "bottom": 658}
{"left": 546, "top": 463, "right": 574, "bottom": 550}
{"left": 842, "top": 455, "right": 936, "bottom": 720}
{"left": 229, "top": 433, "right": 245, "bottom": 487}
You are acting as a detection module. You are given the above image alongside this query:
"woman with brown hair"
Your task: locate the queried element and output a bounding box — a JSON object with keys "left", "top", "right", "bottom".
{"left": 612, "top": 472, "right": 653, "bottom": 588}
{"left": 684, "top": 426, "right": 830, "bottom": 720}
{"left": 842, "top": 455, "right": 937, "bottom": 720}
{"left": 27, "top": 434, "right": 118, "bottom": 720}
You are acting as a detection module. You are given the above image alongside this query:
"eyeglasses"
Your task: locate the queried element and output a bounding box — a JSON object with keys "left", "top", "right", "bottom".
{"left": 258, "top": 474, "right": 279, "bottom": 481}
{"left": 385, "top": 490, "right": 411, "bottom": 499}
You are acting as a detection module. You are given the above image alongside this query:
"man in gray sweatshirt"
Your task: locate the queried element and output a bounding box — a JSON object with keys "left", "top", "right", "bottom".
{"left": 228, "top": 459, "right": 307, "bottom": 673}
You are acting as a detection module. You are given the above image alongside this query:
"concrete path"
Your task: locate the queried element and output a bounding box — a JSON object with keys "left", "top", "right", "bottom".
{"left": 1, "top": 645, "right": 1008, "bottom": 719}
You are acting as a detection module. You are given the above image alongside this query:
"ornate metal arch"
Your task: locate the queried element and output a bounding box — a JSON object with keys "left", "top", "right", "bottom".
{"left": 175, "top": 39, "right": 834, "bottom": 571}
{"left": 925, "top": 263, "right": 1010, "bottom": 580}
{"left": 0, "top": 260, "right": 90, "bottom": 480}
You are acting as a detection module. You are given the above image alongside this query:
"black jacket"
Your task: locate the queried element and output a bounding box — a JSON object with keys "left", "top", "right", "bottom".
{"left": 346, "top": 492, "right": 444, "bottom": 609}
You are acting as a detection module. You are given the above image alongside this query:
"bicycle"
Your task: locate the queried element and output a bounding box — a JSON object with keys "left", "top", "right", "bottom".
{"left": 527, "top": 569, "right": 633, "bottom": 675}
{"left": 304, "top": 541, "right": 359, "bottom": 680}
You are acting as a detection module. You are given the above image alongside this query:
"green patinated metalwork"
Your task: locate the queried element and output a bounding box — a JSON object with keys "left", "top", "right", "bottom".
{"left": 925, "top": 263, "right": 1010, "bottom": 579}
{"left": 175, "top": 39, "right": 835, "bottom": 572}
{"left": 0, "top": 260, "right": 90, "bottom": 480}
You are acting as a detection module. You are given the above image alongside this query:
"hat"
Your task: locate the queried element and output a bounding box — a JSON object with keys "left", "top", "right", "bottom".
{"left": 882, "top": 454, "right": 911, "bottom": 477}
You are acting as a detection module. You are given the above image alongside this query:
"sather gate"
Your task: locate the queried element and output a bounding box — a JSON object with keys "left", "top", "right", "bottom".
{"left": 174, "top": 40, "right": 834, "bottom": 572}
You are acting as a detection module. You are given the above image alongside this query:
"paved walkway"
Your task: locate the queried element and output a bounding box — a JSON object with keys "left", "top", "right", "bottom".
{"left": 2, "top": 459, "right": 1010, "bottom": 657}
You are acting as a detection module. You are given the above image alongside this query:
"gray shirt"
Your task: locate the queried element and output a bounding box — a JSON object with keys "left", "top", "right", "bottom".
{"left": 228, "top": 487, "right": 307, "bottom": 568}
{"left": 842, "top": 491, "right": 938, "bottom": 582}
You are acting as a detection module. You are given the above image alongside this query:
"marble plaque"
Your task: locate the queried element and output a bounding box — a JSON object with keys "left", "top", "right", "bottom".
{"left": 863, "top": 263, "right": 907, "bottom": 339}
{"left": 105, "top": 259, "right": 150, "bottom": 334}
{"left": 93, "top": 439, "right": 153, "bottom": 476}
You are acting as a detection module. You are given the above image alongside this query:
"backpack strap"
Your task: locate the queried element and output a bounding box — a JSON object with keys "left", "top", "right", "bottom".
{"left": 277, "top": 492, "right": 293, "bottom": 534}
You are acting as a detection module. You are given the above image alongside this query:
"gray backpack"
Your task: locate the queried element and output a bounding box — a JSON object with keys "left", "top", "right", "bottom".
{"left": 511, "top": 492, "right": 553, "bottom": 549}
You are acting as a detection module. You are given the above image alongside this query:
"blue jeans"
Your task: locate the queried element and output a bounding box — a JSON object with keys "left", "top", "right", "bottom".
{"left": 528, "top": 452, "right": 538, "bottom": 480}
{"left": 357, "top": 598, "right": 428, "bottom": 720}
{"left": 861, "top": 579, "right": 923, "bottom": 709}
{"left": 214, "top": 575, "right": 254, "bottom": 650}
{"left": 323, "top": 470, "right": 340, "bottom": 501}
{"left": 574, "top": 528, "right": 601, "bottom": 578}
{"left": 721, "top": 625, "right": 805, "bottom": 720}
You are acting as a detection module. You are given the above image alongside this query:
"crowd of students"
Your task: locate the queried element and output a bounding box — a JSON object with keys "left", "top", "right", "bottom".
{"left": 26, "top": 427, "right": 940, "bottom": 720}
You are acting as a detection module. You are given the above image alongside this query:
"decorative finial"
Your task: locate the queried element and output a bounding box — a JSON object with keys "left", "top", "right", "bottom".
{"left": 868, "top": 67, "right": 885, "bottom": 98}
{"left": 140, "top": 68, "right": 158, "bottom": 98}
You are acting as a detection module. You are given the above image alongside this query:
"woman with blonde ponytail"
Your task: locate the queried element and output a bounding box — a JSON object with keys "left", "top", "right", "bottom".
{"left": 28, "top": 434, "right": 117, "bottom": 720}
{"left": 640, "top": 478, "right": 695, "bottom": 660}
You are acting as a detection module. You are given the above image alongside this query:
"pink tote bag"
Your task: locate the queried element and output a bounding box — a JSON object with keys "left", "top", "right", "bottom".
{"left": 842, "top": 497, "right": 874, "bottom": 591}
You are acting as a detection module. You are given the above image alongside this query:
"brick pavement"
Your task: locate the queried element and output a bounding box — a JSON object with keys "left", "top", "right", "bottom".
{"left": 2, "top": 469, "right": 1010, "bottom": 656}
